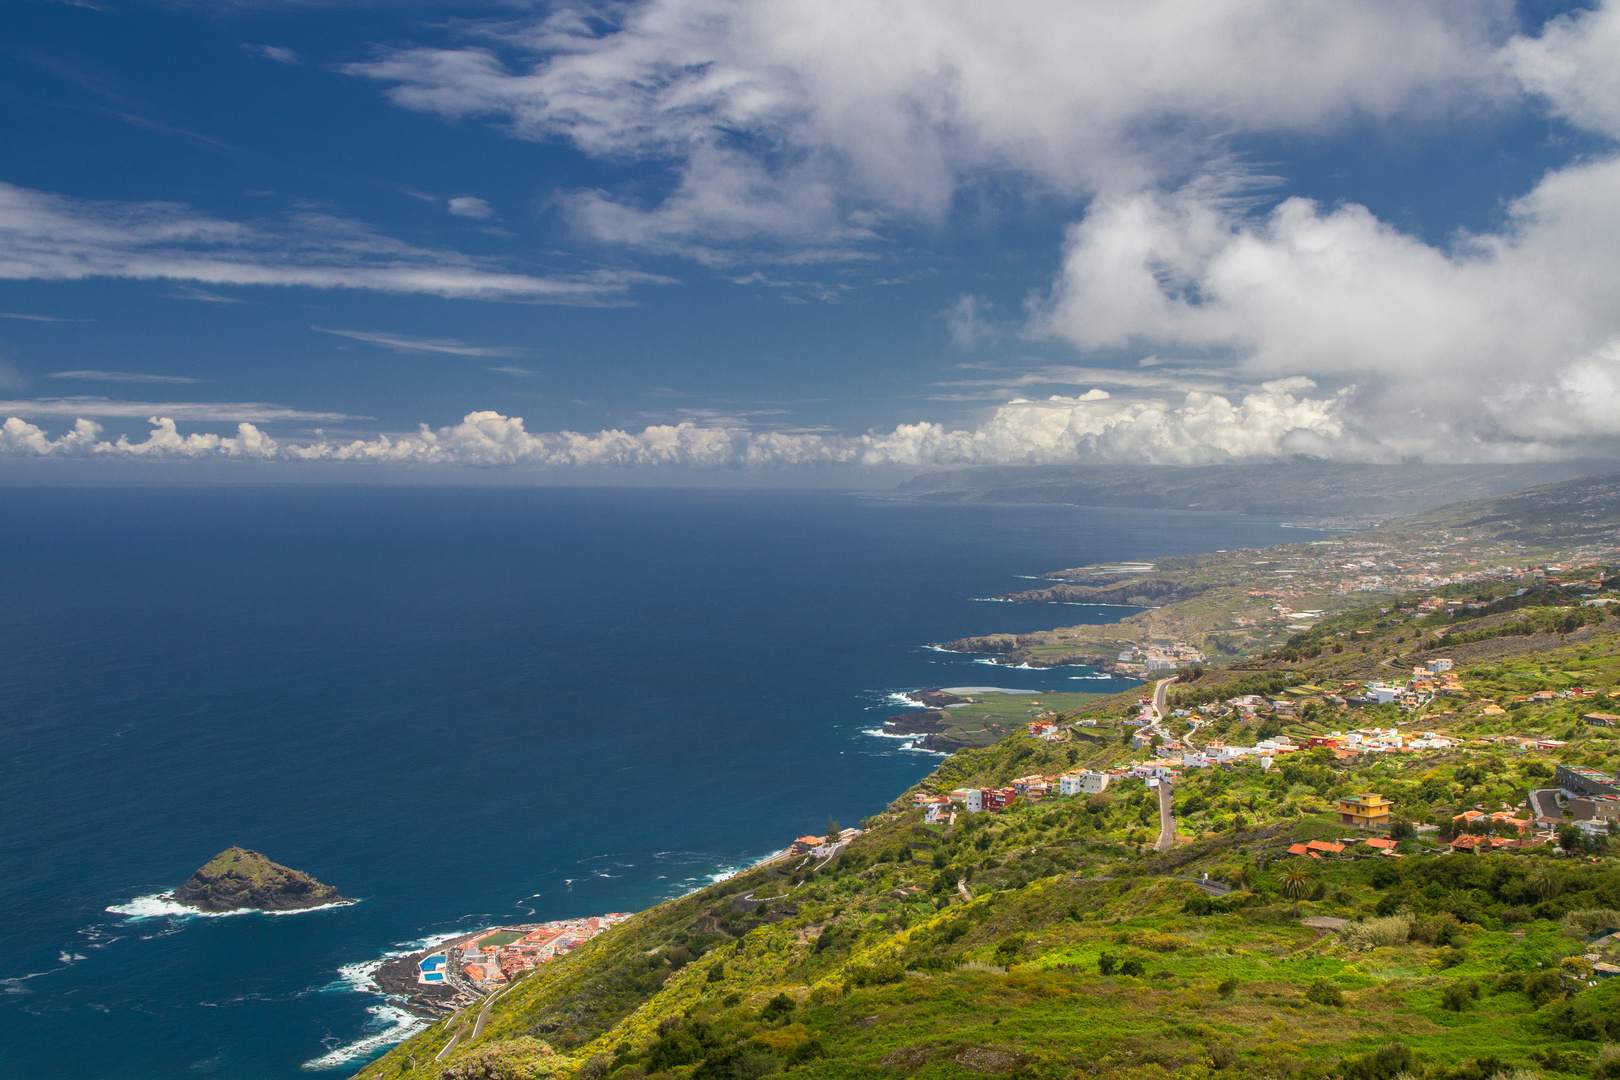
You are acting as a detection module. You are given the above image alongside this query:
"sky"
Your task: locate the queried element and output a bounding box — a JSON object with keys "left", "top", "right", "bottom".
{"left": 2, "top": 0, "right": 1619, "bottom": 475}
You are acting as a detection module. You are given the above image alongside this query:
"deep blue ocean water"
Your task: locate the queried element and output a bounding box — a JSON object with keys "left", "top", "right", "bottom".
{"left": 0, "top": 486, "right": 1319, "bottom": 1079}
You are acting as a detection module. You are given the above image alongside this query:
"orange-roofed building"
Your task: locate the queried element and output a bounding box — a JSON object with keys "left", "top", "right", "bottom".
{"left": 1287, "top": 843, "right": 1310, "bottom": 856}
{"left": 1365, "top": 837, "right": 1396, "bottom": 851}
{"left": 1306, "top": 840, "right": 1346, "bottom": 854}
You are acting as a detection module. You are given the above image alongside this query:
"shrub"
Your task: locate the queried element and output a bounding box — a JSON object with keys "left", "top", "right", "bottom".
{"left": 1563, "top": 909, "right": 1620, "bottom": 938}
{"left": 1543, "top": 981, "right": 1620, "bottom": 1041}
{"left": 995, "top": 934, "right": 1028, "bottom": 960}
{"left": 1440, "top": 980, "right": 1480, "bottom": 1011}
{"left": 759, "top": 993, "right": 797, "bottom": 1022}
{"left": 843, "top": 962, "right": 905, "bottom": 989}
{"left": 1097, "top": 952, "right": 1117, "bottom": 975}
{"left": 1340, "top": 1041, "right": 1415, "bottom": 1080}
{"left": 1410, "top": 912, "right": 1464, "bottom": 947}
{"left": 440, "top": 1038, "right": 560, "bottom": 1080}
{"left": 1217, "top": 977, "right": 1240, "bottom": 999}
{"left": 1118, "top": 957, "right": 1146, "bottom": 977}
{"left": 1305, "top": 979, "right": 1344, "bottom": 1007}
{"left": 1340, "top": 915, "right": 1412, "bottom": 951}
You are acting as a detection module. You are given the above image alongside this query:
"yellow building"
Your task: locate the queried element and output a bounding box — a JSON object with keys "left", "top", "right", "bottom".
{"left": 1336, "top": 793, "right": 1393, "bottom": 829}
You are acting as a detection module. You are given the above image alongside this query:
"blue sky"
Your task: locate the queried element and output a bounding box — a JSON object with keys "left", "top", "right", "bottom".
{"left": 2, "top": 0, "right": 1618, "bottom": 473}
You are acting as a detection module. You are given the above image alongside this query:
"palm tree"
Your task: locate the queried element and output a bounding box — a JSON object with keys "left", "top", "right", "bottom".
{"left": 1525, "top": 863, "right": 1560, "bottom": 901}
{"left": 1280, "top": 862, "right": 1315, "bottom": 916}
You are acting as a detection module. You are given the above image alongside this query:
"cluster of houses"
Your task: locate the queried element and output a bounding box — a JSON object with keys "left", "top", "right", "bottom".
{"left": 913, "top": 770, "right": 1114, "bottom": 820}
{"left": 419, "top": 914, "right": 633, "bottom": 990}
{"left": 1114, "top": 641, "right": 1206, "bottom": 675}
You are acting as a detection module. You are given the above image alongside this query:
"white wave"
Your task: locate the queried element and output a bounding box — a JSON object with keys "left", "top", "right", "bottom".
{"left": 302, "top": 1003, "right": 430, "bottom": 1071}
{"left": 107, "top": 893, "right": 357, "bottom": 921}
{"left": 1068, "top": 674, "right": 1120, "bottom": 680}
{"left": 860, "top": 727, "right": 916, "bottom": 740}
{"left": 884, "top": 692, "right": 919, "bottom": 707}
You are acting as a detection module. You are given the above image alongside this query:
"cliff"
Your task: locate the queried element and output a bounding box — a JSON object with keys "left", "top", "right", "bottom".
{"left": 172, "top": 847, "right": 349, "bottom": 913}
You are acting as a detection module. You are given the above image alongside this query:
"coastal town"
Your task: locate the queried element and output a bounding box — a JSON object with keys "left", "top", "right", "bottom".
{"left": 374, "top": 914, "right": 632, "bottom": 1017}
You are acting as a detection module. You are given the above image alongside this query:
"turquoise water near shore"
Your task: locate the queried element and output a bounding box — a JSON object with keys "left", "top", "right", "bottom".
{"left": 0, "top": 486, "right": 1318, "bottom": 1079}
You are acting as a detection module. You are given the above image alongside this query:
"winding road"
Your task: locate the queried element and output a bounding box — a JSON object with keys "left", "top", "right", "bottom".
{"left": 1155, "top": 779, "right": 1176, "bottom": 851}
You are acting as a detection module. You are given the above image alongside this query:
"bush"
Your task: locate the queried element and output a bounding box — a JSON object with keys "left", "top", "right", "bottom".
{"left": 1305, "top": 979, "right": 1344, "bottom": 1007}
{"left": 1340, "top": 915, "right": 1412, "bottom": 951}
{"left": 843, "top": 962, "right": 905, "bottom": 989}
{"left": 1097, "top": 952, "right": 1117, "bottom": 975}
{"left": 1543, "top": 981, "right": 1620, "bottom": 1040}
{"left": 1440, "top": 980, "right": 1480, "bottom": 1011}
{"left": 995, "top": 934, "right": 1027, "bottom": 960}
{"left": 1217, "top": 977, "right": 1240, "bottom": 999}
{"left": 759, "top": 993, "right": 797, "bottom": 1022}
{"left": 1563, "top": 909, "right": 1620, "bottom": 938}
{"left": 1118, "top": 957, "right": 1146, "bottom": 977}
{"left": 440, "top": 1038, "right": 560, "bottom": 1080}
{"left": 1410, "top": 912, "right": 1464, "bottom": 947}
{"left": 1340, "top": 1041, "right": 1415, "bottom": 1080}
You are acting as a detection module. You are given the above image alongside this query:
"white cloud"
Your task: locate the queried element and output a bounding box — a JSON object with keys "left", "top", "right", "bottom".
{"left": 1507, "top": 0, "right": 1620, "bottom": 139}
{"left": 244, "top": 44, "right": 300, "bottom": 66}
{"left": 1032, "top": 151, "right": 1620, "bottom": 460}
{"left": 0, "top": 182, "right": 667, "bottom": 303}
{"left": 447, "top": 196, "right": 494, "bottom": 219}
{"left": 345, "top": 0, "right": 1511, "bottom": 257}
{"left": 313, "top": 327, "right": 517, "bottom": 356}
{"left": 1, "top": 311, "right": 92, "bottom": 322}
{"left": 1, "top": 381, "right": 1355, "bottom": 468}
{"left": 49, "top": 370, "right": 203, "bottom": 383}
{"left": 943, "top": 295, "right": 992, "bottom": 346}
{"left": 0, "top": 397, "right": 356, "bottom": 422}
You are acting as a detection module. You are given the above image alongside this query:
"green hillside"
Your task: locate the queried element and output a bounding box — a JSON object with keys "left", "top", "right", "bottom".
{"left": 353, "top": 482, "right": 1620, "bottom": 1080}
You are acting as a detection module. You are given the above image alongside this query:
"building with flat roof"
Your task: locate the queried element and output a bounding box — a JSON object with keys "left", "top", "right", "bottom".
{"left": 1336, "top": 793, "right": 1393, "bottom": 829}
{"left": 1557, "top": 764, "right": 1619, "bottom": 798}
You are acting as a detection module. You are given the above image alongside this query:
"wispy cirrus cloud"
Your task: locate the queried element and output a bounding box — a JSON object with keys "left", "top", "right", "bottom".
{"left": 0, "top": 181, "right": 671, "bottom": 303}
{"left": 313, "top": 326, "right": 520, "bottom": 357}
{"left": 0, "top": 397, "right": 357, "bottom": 422}
{"left": 49, "top": 370, "right": 203, "bottom": 383}
{"left": 1, "top": 311, "right": 93, "bottom": 322}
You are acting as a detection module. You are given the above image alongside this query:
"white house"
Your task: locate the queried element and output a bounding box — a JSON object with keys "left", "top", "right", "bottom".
{"left": 1427, "top": 658, "right": 1454, "bottom": 673}
{"left": 1059, "top": 771, "right": 1109, "bottom": 795}
{"left": 949, "top": 787, "right": 983, "bottom": 813}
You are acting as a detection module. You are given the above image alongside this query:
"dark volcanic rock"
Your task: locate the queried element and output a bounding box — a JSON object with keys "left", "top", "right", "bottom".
{"left": 908, "top": 690, "right": 972, "bottom": 708}
{"left": 172, "top": 847, "right": 350, "bottom": 912}
{"left": 883, "top": 710, "right": 948, "bottom": 735}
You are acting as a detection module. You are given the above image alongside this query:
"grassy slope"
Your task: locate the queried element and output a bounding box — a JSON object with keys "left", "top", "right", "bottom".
{"left": 355, "top": 481, "right": 1620, "bottom": 1080}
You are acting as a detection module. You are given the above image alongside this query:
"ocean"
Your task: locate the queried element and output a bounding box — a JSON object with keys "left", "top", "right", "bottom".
{"left": 0, "top": 485, "right": 1318, "bottom": 1079}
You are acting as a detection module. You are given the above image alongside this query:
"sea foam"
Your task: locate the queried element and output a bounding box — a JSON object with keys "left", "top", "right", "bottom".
{"left": 106, "top": 893, "right": 357, "bottom": 921}
{"left": 302, "top": 1004, "right": 430, "bottom": 1071}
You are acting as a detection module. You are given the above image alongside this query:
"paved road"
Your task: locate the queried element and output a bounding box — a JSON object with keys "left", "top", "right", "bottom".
{"left": 1530, "top": 788, "right": 1563, "bottom": 823}
{"left": 1155, "top": 780, "right": 1176, "bottom": 851}
{"left": 471, "top": 986, "right": 507, "bottom": 1040}
{"left": 1151, "top": 677, "right": 1178, "bottom": 722}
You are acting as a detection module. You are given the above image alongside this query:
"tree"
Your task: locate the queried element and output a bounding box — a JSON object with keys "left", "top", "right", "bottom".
{"left": 1557, "top": 824, "right": 1583, "bottom": 854}
{"left": 1389, "top": 817, "right": 1415, "bottom": 841}
{"left": 826, "top": 817, "right": 840, "bottom": 845}
{"left": 1525, "top": 863, "right": 1560, "bottom": 900}
{"left": 1279, "top": 862, "right": 1315, "bottom": 916}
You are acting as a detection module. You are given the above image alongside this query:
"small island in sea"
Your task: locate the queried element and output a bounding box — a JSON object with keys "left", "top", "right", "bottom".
{"left": 172, "top": 847, "right": 351, "bottom": 913}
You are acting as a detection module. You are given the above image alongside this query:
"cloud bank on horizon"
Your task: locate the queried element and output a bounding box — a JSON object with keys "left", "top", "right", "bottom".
{"left": 4, "top": 0, "right": 1620, "bottom": 469}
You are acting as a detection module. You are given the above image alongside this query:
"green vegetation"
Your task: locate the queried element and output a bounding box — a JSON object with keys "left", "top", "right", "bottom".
{"left": 354, "top": 477, "right": 1620, "bottom": 1080}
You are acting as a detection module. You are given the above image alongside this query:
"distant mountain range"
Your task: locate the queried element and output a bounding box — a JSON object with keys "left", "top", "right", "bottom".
{"left": 886, "top": 459, "right": 1620, "bottom": 526}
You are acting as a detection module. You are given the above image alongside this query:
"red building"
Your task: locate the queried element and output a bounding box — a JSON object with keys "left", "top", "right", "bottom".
{"left": 981, "top": 788, "right": 1018, "bottom": 811}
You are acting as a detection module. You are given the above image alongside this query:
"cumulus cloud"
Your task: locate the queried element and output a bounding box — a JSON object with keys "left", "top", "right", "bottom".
{"left": 0, "top": 182, "right": 666, "bottom": 302}
{"left": 1032, "top": 150, "right": 1620, "bottom": 461}
{"left": 1, "top": 380, "right": 1355, "bottom": 468}
{"left": 345, "top": 0, "right": 1510, "bottom": 258}
{"left": 1507, "top": 0, "right": 1620, "bottom": 139}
